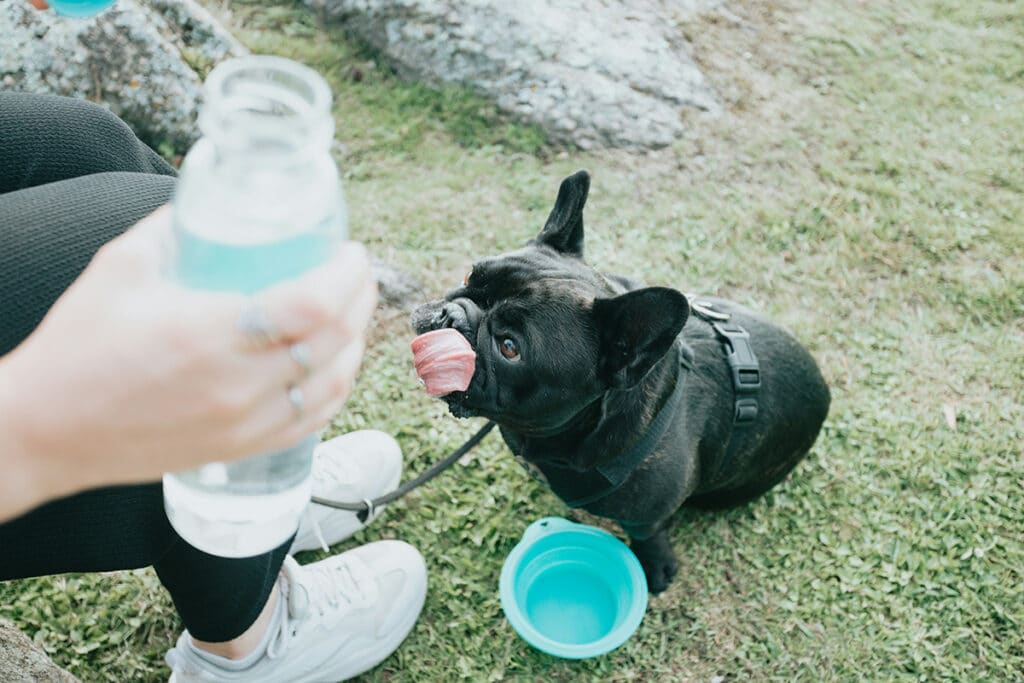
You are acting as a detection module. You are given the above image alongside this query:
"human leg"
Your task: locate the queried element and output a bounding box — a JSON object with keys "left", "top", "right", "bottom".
{"left": 0, "top": 434, "right": 414, "bottom": 647}
{"left": 0, "top": 163, "right": 287, "bottom": 642}
{"left": 166, "top": 542, "right": 428, "bottom": 683}
{"left": 0, "top": 480, "right": 292, "bottom": 643}
{"left": 0, "top": 91, "right": 179, "bottom": 355}
{"left": 0, "top": 91, "right": 175, "bottom": 195}
{"left": 0, "top": 433, "right": 420, "bottom": 654}
{"left": 0, "top": 170, "right": 177, "bottom": 355}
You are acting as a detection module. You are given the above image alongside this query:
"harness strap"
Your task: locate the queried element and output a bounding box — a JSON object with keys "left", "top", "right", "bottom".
{"left": 556, "top": 345, "right": 691, "bottom": 508}
{"left": 687, "top": 296, "right": 763, "bottom": 488}
{"left": 688, "top": 297, "right": 761, "bottom": 425}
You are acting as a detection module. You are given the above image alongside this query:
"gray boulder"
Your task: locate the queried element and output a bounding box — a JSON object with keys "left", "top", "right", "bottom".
{"left": 371, "top": 256, "right": 424, "bottom": 311}
{"left": 0, "top": 0, "right": 245, "bottom": 151}
{"left": 314, "top": 0, "right": 722, "bottom": 149}
{"left": 0, "top": 619, "right": 79, "bottom": 683}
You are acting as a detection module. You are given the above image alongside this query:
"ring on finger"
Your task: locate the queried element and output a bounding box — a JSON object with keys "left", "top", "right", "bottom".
{"left": 237, "top": 299, "right": 280, "bottom": 349}
{"left": 287, "top": 384, "right": 304, "bottom": 419}
{"left": 288, "top": 342, "right": 313, "bottom": 379}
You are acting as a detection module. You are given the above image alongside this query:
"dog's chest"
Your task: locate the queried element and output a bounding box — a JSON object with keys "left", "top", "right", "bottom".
{"left": 513, "top": 455, "right": 550, "bottom": 487}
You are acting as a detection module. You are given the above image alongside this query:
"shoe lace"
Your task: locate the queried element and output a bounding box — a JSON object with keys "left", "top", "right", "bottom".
{"left": 300, "top": 453, "right": 361, "bottom": 552}
{"left": 266, "top": 557, "right": 373, "bottom": 661}
{"left": 298, "top": 506, "right": 331, "bottom": 553}
{"left": 311, "top": 451, "right": 357, "bottom": 488}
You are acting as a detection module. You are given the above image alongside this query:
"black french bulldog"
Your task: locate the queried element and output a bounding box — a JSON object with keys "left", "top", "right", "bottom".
{"left": 411, "top": 170, "right": 830, "bottom": 593}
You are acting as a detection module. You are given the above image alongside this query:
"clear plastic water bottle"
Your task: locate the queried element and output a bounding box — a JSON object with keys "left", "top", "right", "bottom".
{"left": 162, "top": 56, "right": 346, "bottom": 558}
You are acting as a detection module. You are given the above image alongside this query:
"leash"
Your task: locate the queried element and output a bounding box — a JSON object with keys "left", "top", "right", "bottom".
{"left": 311, "top": 420, "right": 497, "bottom": 522}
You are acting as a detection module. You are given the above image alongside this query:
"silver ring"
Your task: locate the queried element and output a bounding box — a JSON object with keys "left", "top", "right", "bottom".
{"left": 287, "top": 384, "right": 304, "bottom": 419}
{"left": 289, "top": 342, "right": 313, "bottom": 378}
{"left": 237, "top": 300, "right": 279, "bottom": 349}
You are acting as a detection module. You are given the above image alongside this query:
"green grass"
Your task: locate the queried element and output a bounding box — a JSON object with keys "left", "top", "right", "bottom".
{"left": 2, "top": 0, "right": 1022, "bottom": 680}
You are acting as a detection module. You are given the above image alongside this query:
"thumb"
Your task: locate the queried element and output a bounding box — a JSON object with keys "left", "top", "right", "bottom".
{"left": 97, "top": 204, "right": 174, "bottom": 276}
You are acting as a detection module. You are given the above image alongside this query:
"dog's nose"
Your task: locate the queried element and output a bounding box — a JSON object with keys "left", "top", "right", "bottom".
{"left": 450, "top": 297, "right": 482, "bottom": 330}
{"left": 437, "top": 301, "right": 468, "bottom": 330}
{"left": 434, "top": 298, "right": 484, "bottom": 339}
{"left": 435, "top": 304, "right": 455, "bottom": 329}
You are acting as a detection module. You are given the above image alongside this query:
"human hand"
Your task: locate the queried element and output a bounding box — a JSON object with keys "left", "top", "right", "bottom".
{"left": 0, "top": 206, "right": 377, "bottom": 515}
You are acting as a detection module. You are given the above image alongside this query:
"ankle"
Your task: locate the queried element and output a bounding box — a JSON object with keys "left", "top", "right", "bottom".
{"left": 191, "top": 585, "right": 280, "bottom": 660}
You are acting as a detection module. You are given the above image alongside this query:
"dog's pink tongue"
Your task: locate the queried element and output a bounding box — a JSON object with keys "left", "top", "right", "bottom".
{"left": 410, "top": 328, "right": 476, "bottom": 397}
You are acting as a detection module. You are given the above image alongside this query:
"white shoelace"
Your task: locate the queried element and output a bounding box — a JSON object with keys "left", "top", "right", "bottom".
{"left": 265, "top": 558, "right": 372, "bottom": 661}
{"left": 311, "top": 452, "right": 358, "bottom": 488}
{"left": 301, "top": 453, "right": 381, "bottom": 552}
{"left": 299, "top": 506, "right": 331, "bottom": 553}
{"left": 300, "top": 453, "right": 361, "bottom": 552}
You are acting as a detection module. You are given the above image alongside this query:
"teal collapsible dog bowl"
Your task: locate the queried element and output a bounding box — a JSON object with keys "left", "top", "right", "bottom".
{"left": 499, "top": 517, "right": 648, "bottom": 659}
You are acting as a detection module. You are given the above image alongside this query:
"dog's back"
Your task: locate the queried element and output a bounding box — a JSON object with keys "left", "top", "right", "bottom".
{"left": 680, "top": 297, "right": 831, "bottom": 508}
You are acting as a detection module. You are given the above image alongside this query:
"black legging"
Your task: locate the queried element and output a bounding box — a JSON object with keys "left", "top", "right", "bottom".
{"left": 0, "top": 92, "right": 289, "bottom": 642}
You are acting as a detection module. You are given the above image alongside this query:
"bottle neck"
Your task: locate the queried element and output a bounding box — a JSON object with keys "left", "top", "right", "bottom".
{"left": 198, "top": 56, "right": 334, "bottom": 162}
{"left": 173, "top": 56, "right": 345, "bottom": 246}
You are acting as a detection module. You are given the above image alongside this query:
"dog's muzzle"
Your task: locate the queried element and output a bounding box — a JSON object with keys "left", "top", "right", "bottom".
{"left": 413, "top": 297, "right": 481, "bottom": 340}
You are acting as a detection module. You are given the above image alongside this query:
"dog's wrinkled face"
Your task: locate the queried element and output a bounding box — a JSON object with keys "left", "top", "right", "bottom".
{"left": 412, "top": 242, "right": 613, "bottom": 433}
{"left": 411, "top": 170, "right": 689, "bottom": 437}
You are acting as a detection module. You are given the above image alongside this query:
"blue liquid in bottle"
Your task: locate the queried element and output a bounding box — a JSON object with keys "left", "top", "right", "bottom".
{"left": 174, "top": 222, "right": 335, "bottom": 294}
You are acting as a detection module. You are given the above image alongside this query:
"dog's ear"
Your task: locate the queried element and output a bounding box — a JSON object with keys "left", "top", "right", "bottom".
{"left": 593, "top": 287, "right": 690, "bottom": 389}
{"left": 533, "top": 170, "right": 589, "bottom": 257}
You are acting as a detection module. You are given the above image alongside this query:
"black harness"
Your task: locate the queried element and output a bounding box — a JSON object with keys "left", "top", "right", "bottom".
{"left": 515, "top": 296, "right": 761, "bottom": 507}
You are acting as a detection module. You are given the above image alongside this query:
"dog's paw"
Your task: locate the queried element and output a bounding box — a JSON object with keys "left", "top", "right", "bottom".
{"left": 640, "top": 554, "right": 679, "bottom": 594}
{"left": 630, "top": 534, "right": 679, "bottom": 594}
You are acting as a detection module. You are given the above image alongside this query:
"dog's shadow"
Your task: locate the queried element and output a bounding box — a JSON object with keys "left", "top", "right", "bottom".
{"left": 568, "top": 492, "right": 766, "bottom": 540}
{"left": 566, "top": 494, "right": 775, "bottom": 599}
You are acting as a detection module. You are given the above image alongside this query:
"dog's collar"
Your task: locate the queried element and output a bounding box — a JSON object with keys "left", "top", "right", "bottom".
{"left": 517, "top": 343, "right": 692, "bottom": 508}
{"left": 576, "top": 343, "right": 693, "bottom": 506}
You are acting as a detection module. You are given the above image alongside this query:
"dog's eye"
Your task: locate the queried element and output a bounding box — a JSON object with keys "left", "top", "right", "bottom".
{"left": 499, "top": 338, "right": 521, "bottom": 361}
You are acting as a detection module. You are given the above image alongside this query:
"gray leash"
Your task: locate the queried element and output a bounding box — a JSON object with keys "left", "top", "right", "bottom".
{"left": 311, "top": 420, "right": 497, "bottom": 522}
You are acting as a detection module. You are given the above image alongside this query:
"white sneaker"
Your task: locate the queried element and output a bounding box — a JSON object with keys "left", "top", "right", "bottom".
{"left": 166, "top": 541, "right": 427, "bottom": 683}
{"left": 292, "top": 430, "right": 403, "bottom": 553}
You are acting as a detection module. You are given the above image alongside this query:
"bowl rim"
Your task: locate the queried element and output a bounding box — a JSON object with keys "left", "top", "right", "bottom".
{"left": 499, "top": 518, "right": 648, "bottom": 659}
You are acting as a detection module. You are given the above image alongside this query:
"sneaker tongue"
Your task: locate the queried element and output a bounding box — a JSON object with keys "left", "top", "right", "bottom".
{"left": 410, "top": 328, "right": 476, "bottom": 397}
{"left": 281, "top": 557, "right": 310, "bottom": 619}
{"left": 288, "top": 588, "right": 310, "bottom": 620}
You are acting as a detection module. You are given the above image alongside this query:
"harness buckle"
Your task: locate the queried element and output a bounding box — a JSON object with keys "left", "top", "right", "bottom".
{"left": 735, "top": 397, "right": 759, "bottom": 423}
{"left": 712, "top": 321, "right": 761, "bottom": 424}
{"left": 687, "top": 296, "right": 732, "bottom": 321}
